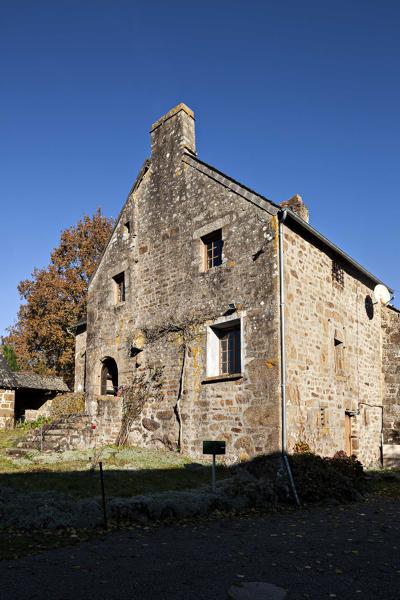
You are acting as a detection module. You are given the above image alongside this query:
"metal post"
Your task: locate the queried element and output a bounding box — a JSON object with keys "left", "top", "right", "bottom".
{"left": 211, "top": 453, "right": 216, "bottom": 493}
{"left": 99, "top": 461, "right": 108, "bottom": 529}
{"left": 278, "top": 211, "right": 300, "bottom": 507}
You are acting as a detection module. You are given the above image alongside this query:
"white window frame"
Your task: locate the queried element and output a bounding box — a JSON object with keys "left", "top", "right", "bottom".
{"left": 206, "top": 314, "right": 245, "bottom": 378}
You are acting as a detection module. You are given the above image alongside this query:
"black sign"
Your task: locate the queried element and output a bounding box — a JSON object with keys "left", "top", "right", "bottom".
{"left": 203, "top": 440, "right": 226, "bottom": 455}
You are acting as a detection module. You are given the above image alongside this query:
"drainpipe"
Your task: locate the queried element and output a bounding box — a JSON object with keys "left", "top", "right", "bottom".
{"left": 278, "top": 210, "right": 300, "bottom": 506}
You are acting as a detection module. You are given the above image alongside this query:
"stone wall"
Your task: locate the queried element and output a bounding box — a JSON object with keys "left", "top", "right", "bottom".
{"left": 84, "top": 104, "right": 281, "bottom": 461}
{"left": 0, "top": 389, "right": 15, "bottom": 429}
{"left": 283, "top": 223, "right": 384, "bottom": 467}
{"left": 382, "top": 305, "right": 400, "bottom": 467}
{"left": 78, "top": 103, "right": 397, "bottom": 467}
{"left": 74, "top": 329, "right": 87, "bottom": 393}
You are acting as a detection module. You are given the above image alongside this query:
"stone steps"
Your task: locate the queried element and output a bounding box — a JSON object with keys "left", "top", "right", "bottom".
{"left": 8, "top": 415, "right": 93, "bottom": 454}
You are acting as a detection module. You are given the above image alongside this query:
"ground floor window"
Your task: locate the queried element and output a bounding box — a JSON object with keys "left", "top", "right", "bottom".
{"left": 219, "top": 326, "right": 241, "bottom": 374}
{"left": 206, "top": 317, "right": 242, "bottom": 377}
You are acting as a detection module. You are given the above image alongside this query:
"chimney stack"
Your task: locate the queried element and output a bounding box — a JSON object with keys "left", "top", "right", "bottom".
{"left": 280, "top": 194, "right": 309, "bottom": 223}
{"left": 150, "top": 103, "right": 196, "bottom": 167}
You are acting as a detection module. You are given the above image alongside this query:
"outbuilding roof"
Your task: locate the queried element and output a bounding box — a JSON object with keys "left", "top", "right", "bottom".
{"left": 0, "top": 354, "right": 68, "bottom": 392}
{"left": 0, "top": 355, "right": 16, "bottom": 388}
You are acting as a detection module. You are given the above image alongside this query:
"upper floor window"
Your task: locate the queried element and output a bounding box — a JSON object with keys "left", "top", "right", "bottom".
{"left": 332, "top": 261, "right": 344, "bottom": 287}
{"left": 123, "top": 221, "right": 131, "bottom": 239}
{"left": 201, "top": 229, "right": 223, "bottom": 270}
{"left": 113, "top": 272, "right": 125, "bottom": 304}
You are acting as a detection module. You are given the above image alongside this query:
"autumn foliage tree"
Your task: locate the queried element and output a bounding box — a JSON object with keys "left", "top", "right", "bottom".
{"left": 5, "top": 210, "right": 113, "bottom": 388}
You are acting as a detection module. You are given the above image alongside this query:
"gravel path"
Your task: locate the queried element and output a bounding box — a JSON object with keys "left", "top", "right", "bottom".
{"left": 1, "top": 497, "right": 399, "bottom": 599}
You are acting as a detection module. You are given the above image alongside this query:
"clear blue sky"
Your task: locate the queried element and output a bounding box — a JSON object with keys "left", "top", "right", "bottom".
{"left": 1, "top": 0, "right": 399, "bottom": 336}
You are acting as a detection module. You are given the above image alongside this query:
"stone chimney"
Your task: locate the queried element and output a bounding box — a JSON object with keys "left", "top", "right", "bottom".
{"left": 280, "top": 194, "right": 309, "bottom": 223}
{"left": 150, "top": 103, "right": 196, "bottom": 167}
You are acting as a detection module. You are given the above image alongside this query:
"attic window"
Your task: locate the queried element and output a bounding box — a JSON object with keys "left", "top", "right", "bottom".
{"left": 123, "top": 221, "right": 130, "bottom": 238}
{"left": 332, "top": 261, "right": 344, "bottom": 287}
{"left": 201, "top": 229, "right": 223, "bottom": 270}
{"left": 113, "top": 272, "right": 125, "bottom": 304}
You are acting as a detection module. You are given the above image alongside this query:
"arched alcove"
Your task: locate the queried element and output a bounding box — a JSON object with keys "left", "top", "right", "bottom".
{"left": 100, "top": 357, "right": 118, "bottom": 396}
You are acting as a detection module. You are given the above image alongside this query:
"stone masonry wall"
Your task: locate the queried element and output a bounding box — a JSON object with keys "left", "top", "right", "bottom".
{"left": 382, "top": 305, "right": 400, "bottom": 467}
{"left": 0, "top": 389, "right": 15, "bottom": 429}
{"left": 84, "top": 104, "right": 281, "bottom": 461}
{"left": 284, "top": 224, "right": 384, "bottom": 467}
{"left": 74, "top": 330, "right": 87, "bottom": 393}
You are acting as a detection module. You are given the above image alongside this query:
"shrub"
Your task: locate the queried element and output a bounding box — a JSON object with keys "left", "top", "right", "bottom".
{"left": 330, "top": 452, "right": 364, "bottom": 483}
{"left": 289, "top": 452, "right": 365, "bottom": 502}
{"left": 16, "top": 416, "right": 52, "bottom": 431}
{"left": 50, "top": 392, "right": 86, "bottom": 419}
{"left": 238, "top": 451, "right": 366, "bottom": 504}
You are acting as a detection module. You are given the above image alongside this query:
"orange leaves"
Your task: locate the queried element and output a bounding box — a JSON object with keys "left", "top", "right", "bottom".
{"left": 4, "top": 209, "right": 113, "bottom": 387}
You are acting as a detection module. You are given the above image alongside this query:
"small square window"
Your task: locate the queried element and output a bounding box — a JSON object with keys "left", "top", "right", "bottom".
{"left": 201, "top": 230, "right": 223, "bottom": 270}
{"left": 332, "top": 261, "right": 344, "bottom": 287}
{"left": 113, "top": 272, "right": 125, "bottom": 304}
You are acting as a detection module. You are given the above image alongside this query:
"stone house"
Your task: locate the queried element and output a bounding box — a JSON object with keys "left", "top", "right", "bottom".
{"left": 74, "top": 103, "right": 400, "bottom": 467}
{"left": 0, "top": 354, "right": 68, "bottom": 427}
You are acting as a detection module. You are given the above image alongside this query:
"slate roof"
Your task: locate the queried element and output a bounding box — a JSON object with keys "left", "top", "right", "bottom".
{"left": 0, "top": 355, "right": 68, "bottom": 392}
{"left": 0, "top": 354, "right": 17, "bottom": 388}
{"left": 14, "top": 371, "right": 69, "bottom": 392}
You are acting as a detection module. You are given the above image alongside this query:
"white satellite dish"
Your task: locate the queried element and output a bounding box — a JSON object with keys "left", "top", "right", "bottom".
{"left": 374, "top": 284, "right": 391, "bottom": 306}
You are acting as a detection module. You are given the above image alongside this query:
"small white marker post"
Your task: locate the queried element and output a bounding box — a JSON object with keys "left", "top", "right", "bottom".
{"left": 203, "top": 440, "right": 226, "bottom": 493}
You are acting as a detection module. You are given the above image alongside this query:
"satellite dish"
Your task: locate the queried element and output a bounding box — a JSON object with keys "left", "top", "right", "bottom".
{"left": 373, "top": 284, "right": 391, "bottom": 306}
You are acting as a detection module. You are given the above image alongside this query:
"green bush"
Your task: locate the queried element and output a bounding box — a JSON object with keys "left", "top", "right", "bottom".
{"left": 16, "top": 416, "right": 52, "bottom": 431}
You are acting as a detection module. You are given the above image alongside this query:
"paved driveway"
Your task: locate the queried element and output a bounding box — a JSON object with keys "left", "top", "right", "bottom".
{"left": 1, "top": 498, "right": 399, "bottom": 599}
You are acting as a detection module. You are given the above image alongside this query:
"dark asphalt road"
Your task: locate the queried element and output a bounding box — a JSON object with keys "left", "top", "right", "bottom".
{"left": 1, "top": 498, "right": 399, "bottom": 600}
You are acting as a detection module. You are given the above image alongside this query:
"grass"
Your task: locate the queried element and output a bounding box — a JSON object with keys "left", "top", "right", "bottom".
{"left": 0, "top": 430, "right": 227, "bottom": 560}
{"left": 366, "top": 470, "right": 400, "bottom": 499}
{"left": 0, "top": 431, "right": 226, "bottom": 498}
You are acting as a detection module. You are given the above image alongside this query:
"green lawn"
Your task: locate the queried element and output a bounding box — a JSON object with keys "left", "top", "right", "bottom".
{"left": 0, "top": 430, "right": 225, "bottom": 498}
{"left": 0, "top": 429, "right": 227, "bottom": 559}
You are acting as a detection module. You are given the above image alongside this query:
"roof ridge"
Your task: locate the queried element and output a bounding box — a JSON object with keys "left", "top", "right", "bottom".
{"left": 183, "top": 152, "right": 279, "bottom": 209}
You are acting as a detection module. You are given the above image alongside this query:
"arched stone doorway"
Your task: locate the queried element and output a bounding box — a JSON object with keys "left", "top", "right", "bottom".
{"left": 100, "top": 357, "right": 118, "bottom": 396}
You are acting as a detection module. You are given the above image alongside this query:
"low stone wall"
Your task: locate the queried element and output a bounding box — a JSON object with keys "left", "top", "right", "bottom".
{"left": 383, "top": 444, "right": 400, "bottom": 468}
{"left": 0, "top": 389, "right": 15, "bottom": 429}
{"left": 25, "top": 400, "right": 53, "bottom": 422}
{"left": 94, "top": 396, "right": 123, "bottom": 445}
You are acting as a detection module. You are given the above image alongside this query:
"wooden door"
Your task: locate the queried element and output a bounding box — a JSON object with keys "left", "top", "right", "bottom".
{"left": 344, "top": 414, "right": 352, "bottom": 455}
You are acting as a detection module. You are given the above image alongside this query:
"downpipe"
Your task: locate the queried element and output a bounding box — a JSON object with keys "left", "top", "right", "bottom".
{"left": 278, "top": 210, "right": 300, "bottom": 506}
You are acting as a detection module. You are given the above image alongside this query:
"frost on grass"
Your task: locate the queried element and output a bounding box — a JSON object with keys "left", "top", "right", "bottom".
{"left": 0, "top": 469, "right": 279, "bottom": 530}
